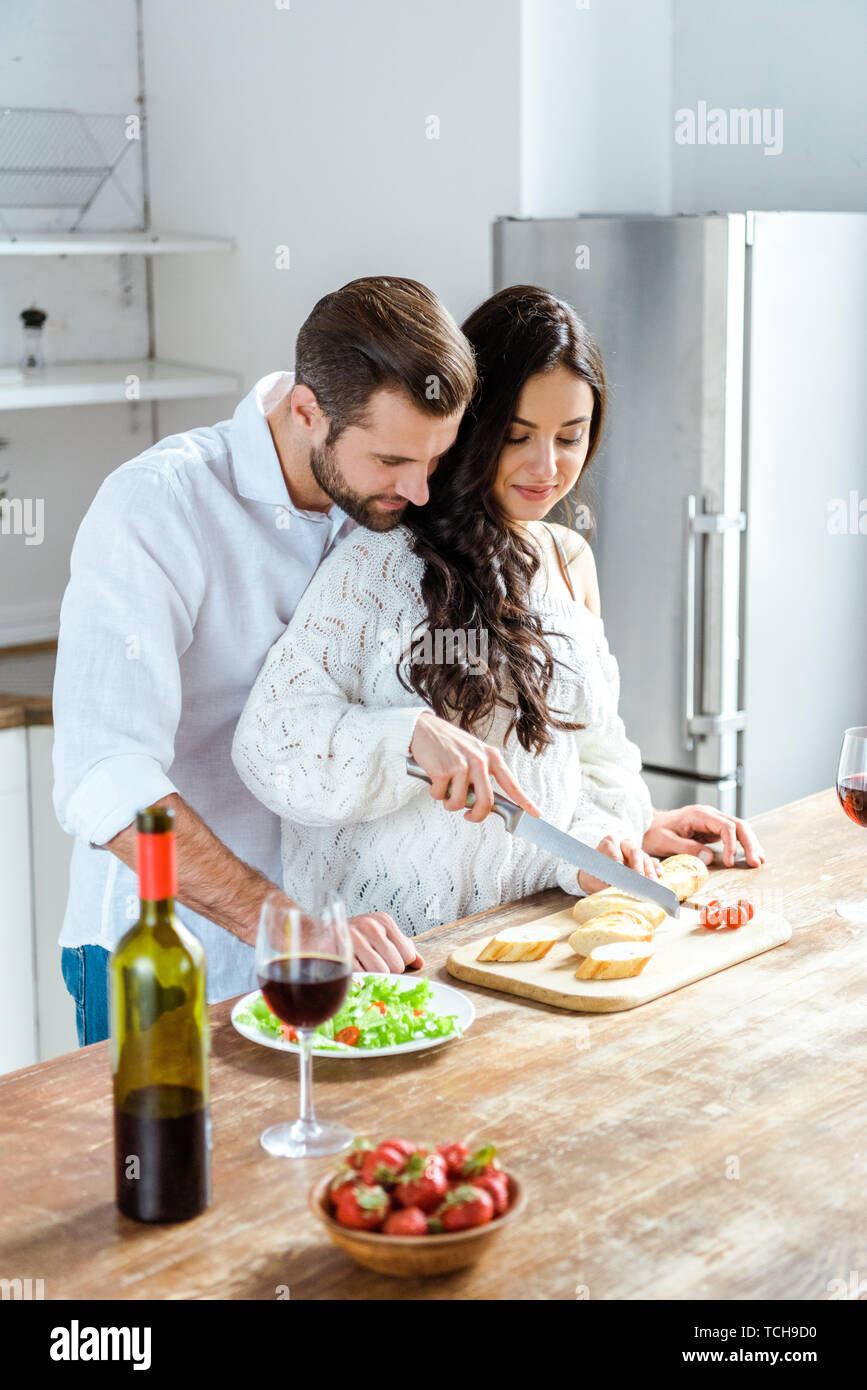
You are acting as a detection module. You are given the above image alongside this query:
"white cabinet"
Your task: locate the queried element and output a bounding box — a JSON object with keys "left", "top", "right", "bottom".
{"left": 0, "top": 722, "right": 76, "bottom": 1075}
{"left": 27, "top": 726, "right": 77, "bottom": 1062}
{"left": 0, "top": 726, "right": 37, "bottom": 1071}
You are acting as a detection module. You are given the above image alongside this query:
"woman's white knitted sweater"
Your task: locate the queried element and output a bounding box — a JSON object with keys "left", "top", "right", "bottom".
{"left": 232, "top": 527, "right": 654, "bottom": 935}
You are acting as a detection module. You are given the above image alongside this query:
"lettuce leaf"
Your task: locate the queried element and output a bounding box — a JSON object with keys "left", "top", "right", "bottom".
{"left": 236, "top": 974, "right": 461, "bottom": 1051}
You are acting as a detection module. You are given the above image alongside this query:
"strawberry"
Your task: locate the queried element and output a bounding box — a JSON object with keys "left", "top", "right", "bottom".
{"left": 381, "top": 1138, "right": 416, "bottom": 1158}
{"left": 383, "top": 1206, "right": 429, "bottom": 1236}
{"left": 437, "top": 1184, "right": 495, "bottom": 1231}
{"left": 361, "top": 1142, "right": 409, "bottom": 1188}
{"left": 462, "top": 1142, "right": 500, "bottom": 1181}
{"left": 395, "top": 1151, "right": 448, "bottom": 1212}
{"left": 436, "top": 1141, "right": 470, "bottom": 1179}
{"left": 476, "top": 1168, "right": 509, "bottom": 1216}
{"left": 346, "top": 1137, "right": 375, "bottom": 1171}
{"left": 329, "top": 1161, "right": 359, "bottom": 1198}
{"left": 333, "top": 1182, "right": 390, "bottom": 1231}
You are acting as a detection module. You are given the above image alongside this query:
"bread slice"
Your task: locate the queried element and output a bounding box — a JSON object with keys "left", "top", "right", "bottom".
{"left": 571, "top": 890, "right": 666, "bottom": 930}
{"left": 568, "top": 910, "right": 654, "bottom": 957}
{"left": 659, "top": 854, "right": 710, "bottom": 901}
{"left": 476, "top": 924, "right": 558, "bottom": 963}
{"left": 575, "top": 941, "right": 654, "bottom": 980}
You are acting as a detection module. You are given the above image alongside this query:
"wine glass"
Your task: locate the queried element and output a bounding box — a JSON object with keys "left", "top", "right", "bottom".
{"left": 835, "top": 726, "right": 867, "bottom": 923}
{"left": 255, "top": 890, "right": 354, "bottom": 1157}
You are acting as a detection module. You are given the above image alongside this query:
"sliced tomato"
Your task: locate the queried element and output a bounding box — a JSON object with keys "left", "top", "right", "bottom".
{"left": 335, "top": 1025, "right": 361, "bottom": 1046}
{"left": 279, "top": 1022, "right": 298, "bottom": 1042}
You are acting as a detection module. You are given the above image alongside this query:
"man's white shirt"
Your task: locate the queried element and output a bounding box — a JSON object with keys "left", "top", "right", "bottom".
{"left": 53, "top": 372, "right": 356, "bottom": 1001}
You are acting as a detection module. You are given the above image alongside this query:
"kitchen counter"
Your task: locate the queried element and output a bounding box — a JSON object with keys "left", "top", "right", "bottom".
{"left": 0, "top": 641, "right": 55, "bottom": 729}
{"left": 1, "top": 786, "right": 864, "bottom": 1301}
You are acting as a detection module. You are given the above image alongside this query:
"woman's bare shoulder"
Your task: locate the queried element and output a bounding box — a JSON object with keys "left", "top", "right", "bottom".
{"left": 546, "top": 522, "right": 601, "bottom": 616}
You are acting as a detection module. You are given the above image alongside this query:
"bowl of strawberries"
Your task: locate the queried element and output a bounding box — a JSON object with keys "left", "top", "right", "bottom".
{"left": 309, "top": 1135, "right": 525, "bottom": 1276}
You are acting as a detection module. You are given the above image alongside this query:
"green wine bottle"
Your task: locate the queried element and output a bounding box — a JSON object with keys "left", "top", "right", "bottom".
{"left": 110, "top": 805, "right": 211, "bottom": 1222}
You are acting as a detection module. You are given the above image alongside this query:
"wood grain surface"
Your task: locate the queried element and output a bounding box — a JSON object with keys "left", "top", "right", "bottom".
{"left": 447, "top": 903, "right": 792, "bottom": 1011}
{"left": 1, "top": 786, "right": 866, "bottom": 1301}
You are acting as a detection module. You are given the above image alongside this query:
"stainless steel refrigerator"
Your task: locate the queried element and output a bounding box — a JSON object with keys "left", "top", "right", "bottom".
{"left": 494, "top": 213, "right": 867, "bottom": 817}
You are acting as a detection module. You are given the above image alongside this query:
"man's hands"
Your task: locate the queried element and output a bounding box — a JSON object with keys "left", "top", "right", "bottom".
{"left": 577, "top": 835, "right": 662, "bottom": 896}
{"left": 409, "top": 711, "right": 540, "bottom": 824}
{"left": 642, "top": 806, "right": 765, "bottom": 868}
{"left": 348, "top": 912, "right": 423, "bottom": 973}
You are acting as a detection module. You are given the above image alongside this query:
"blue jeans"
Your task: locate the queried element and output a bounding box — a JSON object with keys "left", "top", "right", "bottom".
{"left": 61, "top": 945, "right": 110, "bottom": 1047}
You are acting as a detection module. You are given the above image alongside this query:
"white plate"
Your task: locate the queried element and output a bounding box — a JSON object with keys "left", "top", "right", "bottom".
{"left": 230, "top": 973, "right": 475, "bottom": 1059}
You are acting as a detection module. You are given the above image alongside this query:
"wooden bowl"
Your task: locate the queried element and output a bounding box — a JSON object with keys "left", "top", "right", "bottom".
{"left": 309, "top": 1171, "right": 526, "bottom": 1277}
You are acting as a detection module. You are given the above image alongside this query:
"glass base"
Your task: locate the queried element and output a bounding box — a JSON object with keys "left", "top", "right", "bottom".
{"left": 835, "top": 897, "right": 867, "bottom": 924}
{"left": 259, "top": 1117, "right": 354, "bottom": 1158}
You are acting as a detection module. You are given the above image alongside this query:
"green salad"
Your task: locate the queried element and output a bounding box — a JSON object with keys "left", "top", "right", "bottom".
{"left": 236, "top": 974, "right": 461, "bottom": 1051}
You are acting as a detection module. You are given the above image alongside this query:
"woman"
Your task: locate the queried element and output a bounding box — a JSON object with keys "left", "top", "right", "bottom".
{"left": 232, "top": 286, "right": 763, "bottom": 934}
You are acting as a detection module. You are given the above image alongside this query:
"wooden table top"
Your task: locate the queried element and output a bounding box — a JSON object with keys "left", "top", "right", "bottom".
{"left": 2, "top": 786, "right": 866, "bottom": 1301}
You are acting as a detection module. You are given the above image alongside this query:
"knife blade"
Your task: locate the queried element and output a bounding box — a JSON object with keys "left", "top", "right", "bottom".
{"left": 406, "top": 757, "right": 680, "bottom": 919}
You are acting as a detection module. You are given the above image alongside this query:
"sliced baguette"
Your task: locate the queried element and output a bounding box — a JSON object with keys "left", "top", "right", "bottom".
{"left": 568, "top": 910, "right": 654, "bottom": 957}
{"left": 570, "top": 852, "right": 709, "bottom": 928}
{"left": 658, "top": 853, "right": 710, "bottom": 902}
{"left": 476, "top": 924, "right": 558, "bottom": 963}
{"left": 571, "top": 890, "right": 666, "bottom": 930}
{"left": 575, "top": 940, "right": 654, "bottom": 980}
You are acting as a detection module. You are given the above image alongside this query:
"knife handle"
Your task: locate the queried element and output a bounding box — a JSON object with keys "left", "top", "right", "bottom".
{"left": 405, "top": 757, "right": 522, "bottom": 830}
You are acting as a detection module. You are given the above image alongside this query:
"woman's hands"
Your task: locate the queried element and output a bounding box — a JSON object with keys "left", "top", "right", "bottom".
{"left": 347, "top": 911, "right": 423, "bottom": 973}
{"left": 576, "top": 835, "right": 662, "bottom": 896}
{"left": 642, "top": 806, "right": 765, "bottom": 868}
{"left": 409, "top": 710, "right": 541, "bottom": 824}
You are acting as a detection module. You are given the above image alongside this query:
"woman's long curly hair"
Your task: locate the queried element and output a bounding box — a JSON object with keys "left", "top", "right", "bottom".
{"left": 401, "top": 285, "right": 607, "bottom": 756}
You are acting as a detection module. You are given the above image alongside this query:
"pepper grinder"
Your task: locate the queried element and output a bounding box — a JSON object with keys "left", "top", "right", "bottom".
{"left": 20, "top": 307, "right": 48, "bottom": 374}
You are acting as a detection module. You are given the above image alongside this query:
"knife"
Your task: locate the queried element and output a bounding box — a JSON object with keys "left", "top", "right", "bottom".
{"left": 406, "top": 757, "right": 680, "bottom": 918}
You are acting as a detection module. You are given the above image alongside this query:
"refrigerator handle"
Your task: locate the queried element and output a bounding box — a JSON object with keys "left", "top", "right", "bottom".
{"left": 683, "top": 495, "right": 748, "bottom": 751}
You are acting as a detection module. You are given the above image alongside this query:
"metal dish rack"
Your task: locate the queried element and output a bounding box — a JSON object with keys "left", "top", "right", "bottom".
{"left": 0, "top": 106, "right": 140, "bottom": 232}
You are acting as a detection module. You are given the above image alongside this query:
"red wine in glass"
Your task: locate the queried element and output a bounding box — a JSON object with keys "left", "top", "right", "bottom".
{"left": 254, "top": 892, "right": 355, "bottom": 1157}
{"left": 258, "top": 954, "right": 351, "bottom": 1029}
{"left": 837, "top": 773, "right": 867, "bottom": 828}
{"left": 835, "top": 728, "right": 867, "bottom": 923}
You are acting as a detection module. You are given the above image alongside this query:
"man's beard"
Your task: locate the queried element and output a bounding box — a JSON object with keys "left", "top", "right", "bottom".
{"left": 309, "top": 441, "right": 407, "bottom": 532}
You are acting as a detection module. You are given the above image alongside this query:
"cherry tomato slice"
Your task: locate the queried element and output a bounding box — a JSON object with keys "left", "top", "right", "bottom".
{"left": 701, "top": 901, "right": 723, "bottom": 929}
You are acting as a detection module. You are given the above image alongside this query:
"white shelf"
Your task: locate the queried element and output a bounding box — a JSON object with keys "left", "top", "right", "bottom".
{"left": 0, "top": 359, "right": 240, "bottom": 410}
{"left": 0, "top": 230, "right": 234, "bottom": 256}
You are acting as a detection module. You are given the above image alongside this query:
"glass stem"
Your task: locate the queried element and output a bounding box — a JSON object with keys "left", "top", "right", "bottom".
{"left": 297, "top": 1028, "right": 316, "bottom": 1128}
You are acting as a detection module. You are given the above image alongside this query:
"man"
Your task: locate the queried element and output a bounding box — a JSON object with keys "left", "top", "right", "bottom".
{"left": 54, "top": 275, "right": 539, "bottom": 1046}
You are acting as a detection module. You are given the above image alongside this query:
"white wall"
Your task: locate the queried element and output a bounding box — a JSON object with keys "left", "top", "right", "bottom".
{"left": 142, "top": 0, "right": 523, "bottom": 433}
{"left": 0, "top": 0, "right": 144, "bottom": 234}
{"left": 520, "top": 0, "right": 674, "bottom": 217}
{"left": 0, "top": 0, "right": 147, "bottom": 644}
{"left": 671, "top": 0, "right": 867, "bottom": 214}
{"left": 518, "top": 0, "right": 866, "bottom": 218}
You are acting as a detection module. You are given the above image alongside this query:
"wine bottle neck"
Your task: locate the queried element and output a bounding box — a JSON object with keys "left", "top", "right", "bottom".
{"left": 138, "top": 898, "right": 175, "bottom": 927}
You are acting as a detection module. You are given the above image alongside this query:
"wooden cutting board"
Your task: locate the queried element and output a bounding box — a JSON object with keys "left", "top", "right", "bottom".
{"left": 446, "top": 902, "right": 792, "bottom": 1012}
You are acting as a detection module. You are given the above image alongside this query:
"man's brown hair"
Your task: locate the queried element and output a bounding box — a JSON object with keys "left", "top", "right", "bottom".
{"left": 294, "top": 276, "right": 477, "bottom": 441}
